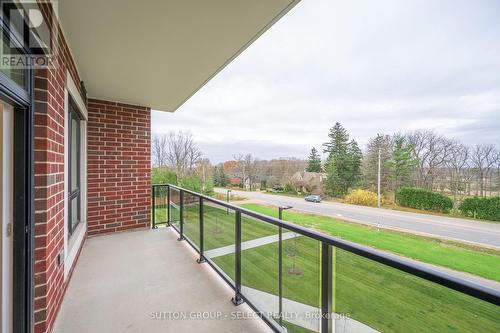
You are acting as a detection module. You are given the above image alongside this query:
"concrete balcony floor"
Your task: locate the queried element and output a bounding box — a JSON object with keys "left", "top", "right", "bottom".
{"left": 53, "top": 227, "right": 273, "bottom": 333}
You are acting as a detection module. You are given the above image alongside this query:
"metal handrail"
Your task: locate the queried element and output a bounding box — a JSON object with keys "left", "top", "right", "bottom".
{"left": 152, "top": 183, "right": 500, "bottom": 332}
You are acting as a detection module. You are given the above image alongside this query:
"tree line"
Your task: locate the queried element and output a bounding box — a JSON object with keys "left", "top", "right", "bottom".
{"left": 307, "top": 122, "right": 500, "bottom": 207}
{"left": 152, "top": 127, "right": 499, "bottom": 210}
{"left": 152, "top": 131, "right": 213, "bottom": 194}
{"left": 214, "top": 154, "right": 307, "bottom": 189}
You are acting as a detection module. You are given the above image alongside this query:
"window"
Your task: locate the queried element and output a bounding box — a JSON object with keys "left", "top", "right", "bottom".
{"left": 68, "top": 96, "right": 81, "bottom": 236}
{"left": 0, "top": 28, "right": 26, "bottom": 88}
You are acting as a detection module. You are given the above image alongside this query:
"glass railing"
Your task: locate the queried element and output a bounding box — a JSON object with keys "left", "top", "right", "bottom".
{"left": 151, "top": 184, "right": 168, "bottom": 227}
{"left": 152, "top": 184, "right": 500, "bottom": 333}
{"left": 169, "top": 187, "right": 181, "bottom": 231}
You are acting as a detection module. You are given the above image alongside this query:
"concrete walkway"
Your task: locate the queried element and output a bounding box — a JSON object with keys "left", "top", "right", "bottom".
{"left": 242, "top": 286, "right": 379, "bottom": 333}
{"left": 53, "top": 228, "right": 273, "bottom": 333}
{"left": 204, "top": 232, "right": 298, "bottom": 258}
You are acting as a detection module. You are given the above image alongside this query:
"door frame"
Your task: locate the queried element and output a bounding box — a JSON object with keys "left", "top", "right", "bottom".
{"left": 0, "top": 17, "right": 35, "bottom": 333}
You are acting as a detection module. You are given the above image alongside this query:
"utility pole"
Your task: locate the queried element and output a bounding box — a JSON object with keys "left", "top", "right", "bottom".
{"left": 377, "top": 148, "right": 381, "bottom": 208}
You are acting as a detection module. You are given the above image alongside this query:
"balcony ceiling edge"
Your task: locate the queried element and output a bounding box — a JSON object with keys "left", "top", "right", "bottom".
{"left": 58, "top": 0, "right": 300, "bottom": 112}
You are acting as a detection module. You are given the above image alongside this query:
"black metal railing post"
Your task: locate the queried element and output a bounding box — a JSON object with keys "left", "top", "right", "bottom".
{"left": 278, "top": 227, "right": 283, "bottom": 326}
{"left": 321, "top": 242, "right": 333, "bottom": 333}
{"left": 167, "top": 185, "right": 171, "bottom": 227}
{"left": 197, "top": 196, "right": 206, "bottom": 263}
{"left": 278, "top": 209, "right": 284, "bottom": 326}
{"left": 232, "top": 211, "right": 244, "bottom": 305}
{"left": 152, "top": 185, "right": 157, "bottom": 229}
{"left": 178, "top": 189, "right": 184, "bottom": 241}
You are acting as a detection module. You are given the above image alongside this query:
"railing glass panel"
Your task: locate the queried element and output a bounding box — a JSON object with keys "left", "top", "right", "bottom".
{"left": 240, "top": 214, "right": 280, "bottom": 328}
{"left": 152, "top": 185, "right": 168, "bottom": 227}
{"left": 204, "top": 200, "right": 236, "bottom": 285}
{"left": 169, "top": 187, "right": 181, "bottom": 230}
{"left": 182, "top": 192, "right": 200, "bottom": 249}
{"left": 333, "top": 248, "right": 500, "bottom": 333}
{"left": 281, "top": 229, "right": 321, "bottom": 333}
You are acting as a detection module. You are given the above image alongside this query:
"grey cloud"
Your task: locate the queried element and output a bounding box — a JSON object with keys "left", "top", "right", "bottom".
{"left": 152, "top": 0, "right": 500, "bottom": 162}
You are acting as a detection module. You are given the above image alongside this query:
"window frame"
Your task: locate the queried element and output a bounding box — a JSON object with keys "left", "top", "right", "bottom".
{"left": 0, "top": 8, "right": 35, "bottom": 333}
{"left": 67, "top": 96, "right": 81, "bottom": 236}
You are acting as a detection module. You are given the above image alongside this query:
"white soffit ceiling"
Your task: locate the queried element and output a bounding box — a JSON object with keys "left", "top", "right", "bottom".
{"left": 58, "top": 0, "right": 300, "bottom": 112}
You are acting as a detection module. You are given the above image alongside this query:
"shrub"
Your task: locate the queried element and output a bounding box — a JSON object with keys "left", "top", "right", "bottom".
{"left": 179, "top": 174, "right": 214, "bottom": 195}
{"left": 459, "top": 197, "right": 500, "bottom": 222}
{"left": 152, "top": 168, "right": 177, "bottom": 185}
{"left": 396, "top": 187, "right": 453, "bottom": 213}
{"left": 179, "top": 174, "right": 202, "bottom": 193}
{"left": 344, "top": 189, "right": 379, "bottom": 207}
{"left": 203, "top": 177, "right": 215, "bottom": 195}
{"left": 284, "top": 183, "right": 294, "bottom": 193}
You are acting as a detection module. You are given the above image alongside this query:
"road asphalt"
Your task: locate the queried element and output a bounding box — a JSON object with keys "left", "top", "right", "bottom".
{"left": 215, "top": 188, "right": 500, "bottom": 249}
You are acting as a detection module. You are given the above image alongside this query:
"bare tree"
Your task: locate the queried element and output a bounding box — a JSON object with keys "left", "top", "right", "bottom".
{"left": 152, "top": 135, "right": 168, "bottom": 167}
{"left": 195, "top": 158, "right": 213, "bottom": 192}
{"left": 165, "top": 131, "right": 201, "bottom": 179}
{"left": 471, "top": 144, "right": 497, "bottom": 196}
{"left": 446, "top": 142, "right": 470, "bottom": 212}
{"left": 244, "top": 154, "right": 257, "bottom": 189}
{"left": 406, "top": 130, "right": 453, "bottom": 190}
{"left": 233, "top": 153, "right": 247, "bottom": 187}
{"left": 362, "top": 134, "right": 393, "bottom": 193}
{"left": 232, "top": 153, "right": 257, "bottom": 189}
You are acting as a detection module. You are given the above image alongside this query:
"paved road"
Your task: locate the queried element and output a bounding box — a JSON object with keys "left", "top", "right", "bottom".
{"left": 215, "top": 188, "right": 500, "bottom": 249}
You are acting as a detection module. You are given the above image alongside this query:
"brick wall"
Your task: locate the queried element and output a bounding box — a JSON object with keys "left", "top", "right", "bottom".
{"left": 33, "top": 4, "right": 152, "bottom": 332}
{"left": 87, "top": 99, "right": 151, "bottom": 235}
{"left": 33, "top": 3, "right": 83, "bottom": 333}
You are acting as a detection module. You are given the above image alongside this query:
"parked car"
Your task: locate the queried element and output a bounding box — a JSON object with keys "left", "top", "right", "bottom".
{"left": 304, "top": 195, "right": 321, "bottom": 203}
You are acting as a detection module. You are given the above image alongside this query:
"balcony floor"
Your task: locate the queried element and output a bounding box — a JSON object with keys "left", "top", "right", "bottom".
{"left": 53, "top": 227, "right": 273, "bottom": 333}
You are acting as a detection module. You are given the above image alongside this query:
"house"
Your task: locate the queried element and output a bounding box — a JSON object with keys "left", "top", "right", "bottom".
{"left": 290, "top": 171, "right": 326, "bottom": 194}
{"left": 0, "top": 1, "right": 300, "bottom": 332}
{"left": 229, "top": 177, "right": 242, "bottom": 186}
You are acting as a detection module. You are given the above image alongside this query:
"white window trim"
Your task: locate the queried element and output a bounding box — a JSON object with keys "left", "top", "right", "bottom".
{"left": 64, "top": 72, "right": 88, "bottom": 280}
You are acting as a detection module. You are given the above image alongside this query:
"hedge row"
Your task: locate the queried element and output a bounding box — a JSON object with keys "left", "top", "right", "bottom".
{"left": 459, "top": 197, "right": 500, "bottom": 222}
{"left": 396, "top": 187, "right": 453, "bottom": 213}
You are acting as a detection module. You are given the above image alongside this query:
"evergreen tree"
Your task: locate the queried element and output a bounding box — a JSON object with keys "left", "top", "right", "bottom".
{"left": 346, "top": 139, "right": 363, "bottom": 187}
{"left": 387, "top": 138, "right": 418, "bottom": 190}
{"left": 306, "top": 147, "right": 322, "bottom": 172}
{"left": 322, "top": 122, "right": 361, "bottom": 196}
{"left": 213, "top": 164, "right": 228, "bottom": 187}
{"left": 323, "top": 122, "right": 348, "bottom": 160}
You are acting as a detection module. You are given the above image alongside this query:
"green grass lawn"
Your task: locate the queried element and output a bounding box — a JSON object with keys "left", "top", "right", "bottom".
{"left": 213, "top": 238, "right": 500, "bottom": 333}
{"left": 241, "top": 204, "right": 500, "bottom": 282}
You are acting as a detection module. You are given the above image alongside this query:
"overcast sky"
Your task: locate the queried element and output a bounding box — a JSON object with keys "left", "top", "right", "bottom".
{"left": 152, "top": 0, "right": 500, "bottom": 163}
